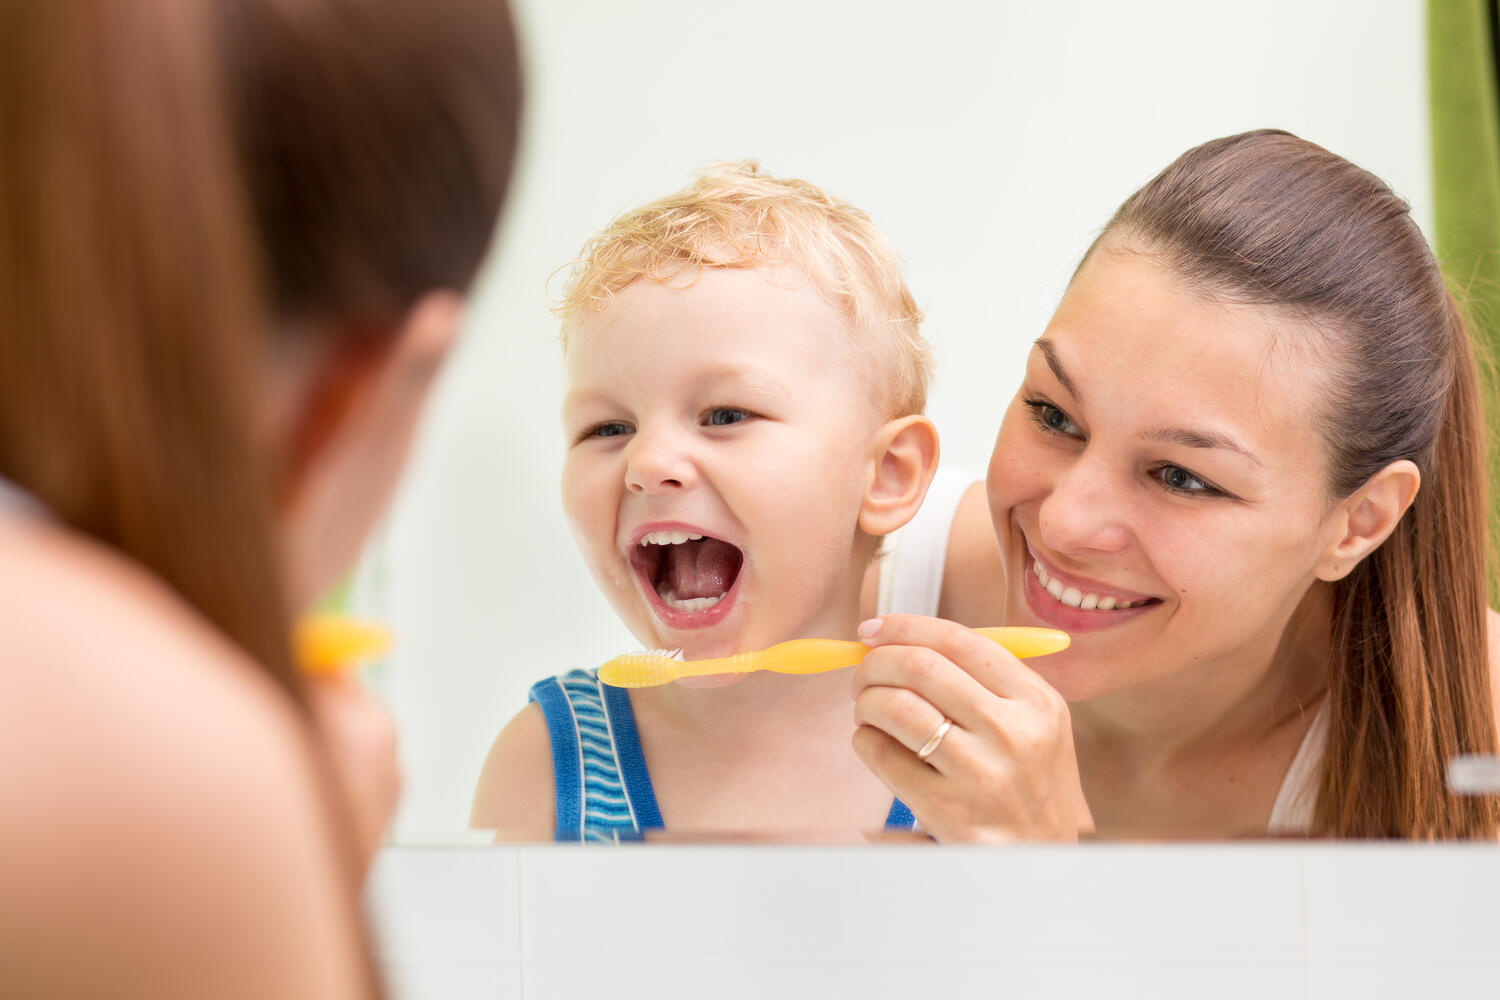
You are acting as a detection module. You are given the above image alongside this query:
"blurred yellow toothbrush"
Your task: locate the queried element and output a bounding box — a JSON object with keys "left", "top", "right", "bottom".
{"left": 293, "top": 614, "right": 392, "bottom": 678}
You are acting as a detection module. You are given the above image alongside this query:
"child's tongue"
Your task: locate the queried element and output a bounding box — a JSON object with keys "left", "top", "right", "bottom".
{"left": 660, "top": 538, "right": 741, "bottom": 600}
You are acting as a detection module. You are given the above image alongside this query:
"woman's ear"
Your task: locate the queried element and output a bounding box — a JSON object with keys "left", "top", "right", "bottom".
{"left": 279, "top": 291, "right": 464, "bottom": 608}
{"left": 1314, "top": 459, "right": 1421, "bottom": 582}
{"left": 858, "top": 414, "right": 940, "bottom": 538}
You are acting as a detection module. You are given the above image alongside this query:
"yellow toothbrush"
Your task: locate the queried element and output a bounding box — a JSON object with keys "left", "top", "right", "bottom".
{"left": 597, "top": 626, "right": 1070, "bottom": 688}
{"left": 293, "top": 614, "right": 392, "bottom": 678}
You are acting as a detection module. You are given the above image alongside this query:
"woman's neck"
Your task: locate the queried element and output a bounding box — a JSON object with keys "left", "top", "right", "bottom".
{"left": 1071, "top": 584, "right": 1334, "bottom": 769}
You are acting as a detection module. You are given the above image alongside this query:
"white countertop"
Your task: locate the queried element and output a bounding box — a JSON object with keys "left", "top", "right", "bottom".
{"left": 367, "top": 842, "right": 1500, "bottom": 999}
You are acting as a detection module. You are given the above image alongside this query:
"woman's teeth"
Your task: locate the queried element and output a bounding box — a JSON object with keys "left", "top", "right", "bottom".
{"left": 1032, "top": 560, "right": 1146, "bottom": 610}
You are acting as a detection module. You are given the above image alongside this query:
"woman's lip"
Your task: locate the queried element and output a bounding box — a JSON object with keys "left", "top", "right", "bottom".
{"left": 1025, "top": 542, "right": 1156, "bottom": 605}
{"left": 1021, "top": 562, "right": 1159, "bottom": 632}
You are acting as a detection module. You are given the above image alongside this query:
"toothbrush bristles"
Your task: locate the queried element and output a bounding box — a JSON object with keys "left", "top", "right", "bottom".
{"left": 597, "top": 648, "right": 686, "bottom": 688}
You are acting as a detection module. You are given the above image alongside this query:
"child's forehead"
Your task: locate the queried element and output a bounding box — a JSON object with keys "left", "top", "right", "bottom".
{"left": 564, "top": 270, "right": 881, "bottom": 394}
{"left": 571, "top": 265, "right": 850, "bottom": 349}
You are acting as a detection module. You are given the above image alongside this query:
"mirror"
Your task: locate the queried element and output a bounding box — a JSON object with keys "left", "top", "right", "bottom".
{"left": 355, "top": 0, "right": 1436, "bottom": 842}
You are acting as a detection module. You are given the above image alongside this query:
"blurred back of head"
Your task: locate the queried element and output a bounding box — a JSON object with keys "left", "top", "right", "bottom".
{"left": 0, "top": 0, "right": 523, "bottom": 690}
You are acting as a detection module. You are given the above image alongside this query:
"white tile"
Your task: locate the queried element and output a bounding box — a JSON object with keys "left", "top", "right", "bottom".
{"left": 518, "top": 844, "right": 1306, "bottom": 967}
{"left": 1307, "top": 961, "right": 1500, "bottom": 1000}
{"left": 523, "top": 960, "right": 1304, "bottom": 1000}
{"left": 383, "top": 961, "right": 522, "bottom": 1000}
{"left": 366, "top": 846, "right": 522, "bottom": 965}
{"left": 1304, "top": 845, "right": 1500, "bottom": 962}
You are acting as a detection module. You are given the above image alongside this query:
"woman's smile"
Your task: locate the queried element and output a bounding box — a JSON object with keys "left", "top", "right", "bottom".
{"left": 1020, "top": 541, "right": 1163, "bottom": 632}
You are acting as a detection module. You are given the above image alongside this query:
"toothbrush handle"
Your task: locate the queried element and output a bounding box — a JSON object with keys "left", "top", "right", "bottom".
{"left": 759, "top": 639, "right": 868, "bottom": 675}
{"left": 757, "top": 628, "right": 1070, "bottom": 677}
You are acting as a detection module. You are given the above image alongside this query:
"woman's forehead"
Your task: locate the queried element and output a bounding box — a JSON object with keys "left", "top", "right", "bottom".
{"left": 1036, "top": 251, "right": 1333, "bottom": 462}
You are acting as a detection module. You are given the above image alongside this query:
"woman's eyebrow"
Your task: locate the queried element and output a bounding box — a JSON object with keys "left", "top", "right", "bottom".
{"left": 1144, "top": 427, "right": 1264, "bottom": 466}
{"left": 1035, "top": 337, "right": 1262, "bottom": 466}
{"left": 1034, "top": 338, "right": 1083, "bottom": 402}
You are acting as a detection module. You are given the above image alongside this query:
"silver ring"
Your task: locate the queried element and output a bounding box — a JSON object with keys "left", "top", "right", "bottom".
{"left": 916, "top": 718, "right": 952, "bottom": 762}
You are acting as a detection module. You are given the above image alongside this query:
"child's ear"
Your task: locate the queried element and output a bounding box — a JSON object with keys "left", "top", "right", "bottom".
{"left": 1313, "top": 458, "right": 1421, "bottom": 582}
{"left": 858, "top": 414, "right": 940, "bottom": 537}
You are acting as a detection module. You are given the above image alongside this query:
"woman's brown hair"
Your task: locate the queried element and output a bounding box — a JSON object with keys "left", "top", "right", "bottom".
{"left": 0, "top": 0, "right": 295, "bottom": 685}
{"left": 1100, "top": 129, "right": 1498, "bottom": 838}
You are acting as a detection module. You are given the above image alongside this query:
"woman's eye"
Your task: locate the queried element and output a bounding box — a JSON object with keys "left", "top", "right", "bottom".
{"left": 1154, "top": 464, "right": 1220, "bottom": 496}
{"left": 1024, "top": 398, "right": 1082, "bottom": 438}
{"left": 704, "top": 407, "right": 751, "bottom": 427}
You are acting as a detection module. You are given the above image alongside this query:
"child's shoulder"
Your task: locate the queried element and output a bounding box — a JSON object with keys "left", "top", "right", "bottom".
{"left": 470, "top": 680, "right": 560, "bottom": 839}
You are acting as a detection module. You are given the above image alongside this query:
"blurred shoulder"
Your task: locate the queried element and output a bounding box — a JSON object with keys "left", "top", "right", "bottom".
{"left": 0, "top": 516, "right": 291, "bottom": 723}
{"left": 0, "top": 519, "right": 370, "bottom": 996}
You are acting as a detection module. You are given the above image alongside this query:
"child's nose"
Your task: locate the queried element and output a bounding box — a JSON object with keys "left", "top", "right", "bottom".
{"left": 1036, "top": 454, "right": 1132, "bottom": 556}
{"left": 623, "top": 429, "right": 697, "bottom": 494}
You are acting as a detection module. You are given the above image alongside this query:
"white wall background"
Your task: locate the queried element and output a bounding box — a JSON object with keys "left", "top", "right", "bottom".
{"left": 365, "top": 0, "right": 1433, "bottom": 839}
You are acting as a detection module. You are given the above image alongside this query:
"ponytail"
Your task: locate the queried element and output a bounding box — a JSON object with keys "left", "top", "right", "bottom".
{"left": 1319, "top": 296, "right": 1499, "bottom": 837}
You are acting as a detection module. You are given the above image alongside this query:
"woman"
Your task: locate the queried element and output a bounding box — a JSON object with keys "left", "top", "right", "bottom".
{"left": 854, "top": 130, "right": 1500, "bottom": 841}
{"left": 0, "top": 1, "right": 520, "bottom": 995}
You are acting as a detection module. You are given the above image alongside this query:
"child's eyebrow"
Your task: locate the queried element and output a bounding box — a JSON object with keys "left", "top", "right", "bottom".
{"left": 559, "top": 387, "right": 611, "bottom": 413}
{"left": 701, "top": 363, "right": 794, "bottom": 399}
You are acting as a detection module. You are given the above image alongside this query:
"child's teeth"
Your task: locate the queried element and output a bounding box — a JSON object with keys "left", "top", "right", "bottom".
{"left": 1032, "top": 559, "right": 1142, "bottom": 613}
{"left": 640, "top": 530, "right": 705, "bottom": 546}
{"left": 659, "top": 592, "right": 723, "bottom": 612}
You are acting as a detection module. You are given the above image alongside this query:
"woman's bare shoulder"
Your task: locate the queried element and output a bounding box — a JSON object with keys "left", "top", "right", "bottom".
{"left": 0, "top": 521, "right": 370, "bottom": 997}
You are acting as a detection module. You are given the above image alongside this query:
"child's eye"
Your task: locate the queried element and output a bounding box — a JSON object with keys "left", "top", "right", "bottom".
{"left": 1023, "top": 397, "right": 1082, "bottom": 438}
{"left": 1151, "top": 464, "right": 1225, "bottom": 498}
{"left": 703, "top": 407, "right": 752, "bottom": 427}
{"left": 578, "top": 421, "right": 633, "bottom": 442}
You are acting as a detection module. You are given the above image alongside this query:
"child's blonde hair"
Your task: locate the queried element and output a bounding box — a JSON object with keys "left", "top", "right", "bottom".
{"left": 555, "top": 161, "right": 931, "bottom": 416}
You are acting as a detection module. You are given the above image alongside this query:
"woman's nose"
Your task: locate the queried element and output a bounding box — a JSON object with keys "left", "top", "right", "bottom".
{"left": 1036, "top": 454, "right": 1132, "bottom": 556}
{"left": 624, "top": 427, "right": 697, "bottom": 494}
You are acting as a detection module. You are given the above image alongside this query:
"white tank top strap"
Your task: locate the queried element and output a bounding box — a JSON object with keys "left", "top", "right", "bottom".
{"left": 876, "top": 467, "right": 980, "bottom": 618}
{"left": 1267, "top": 698, "right": 1330, "bottom": 835}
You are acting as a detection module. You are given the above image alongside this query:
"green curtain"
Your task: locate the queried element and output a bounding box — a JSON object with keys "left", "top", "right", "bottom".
{"left": 1430, "top": 0, "right": 1500, "bottom": 596}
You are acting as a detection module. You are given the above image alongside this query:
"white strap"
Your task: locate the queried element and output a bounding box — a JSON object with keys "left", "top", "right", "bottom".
{"left": 1267, "top": 700, "right": 1330, "bottom": 834}
{"left": 876, "top": 468, "right": 979, "bottom": 617}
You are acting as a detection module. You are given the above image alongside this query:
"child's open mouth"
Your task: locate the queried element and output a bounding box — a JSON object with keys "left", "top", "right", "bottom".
{"left": 630, "top": 529, "right": 745, "bottom": 627}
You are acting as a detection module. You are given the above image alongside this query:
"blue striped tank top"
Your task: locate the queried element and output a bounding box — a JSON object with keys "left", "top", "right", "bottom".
{"left": 529, "top": 669, "right": 917, "bottom": 842}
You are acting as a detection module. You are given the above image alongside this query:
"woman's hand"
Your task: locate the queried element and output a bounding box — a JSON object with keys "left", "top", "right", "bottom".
{"left": 305, "top": 674, "right": 402, "bottom": 869}
{"left": 851, "top": 614, "right": 1092, "bottom": 842}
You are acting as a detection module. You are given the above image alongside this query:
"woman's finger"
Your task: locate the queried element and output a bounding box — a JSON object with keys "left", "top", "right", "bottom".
{"left": 852, "top": 641, "right": 999, "bottom": 735}
{"left": 858, "top": 613, "right": 1059, "bottom": 703}
{"left": 852, "top": 683, "right": 959, "bottom": 766}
